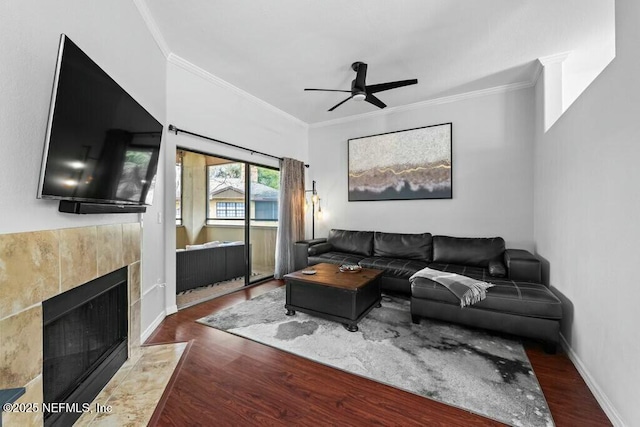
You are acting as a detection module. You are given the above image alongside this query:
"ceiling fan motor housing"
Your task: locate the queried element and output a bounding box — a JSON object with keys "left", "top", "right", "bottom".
{"left": 351, "top": 62, "right": 368, "bottom": 96}
{"left": 351, "top": 61, "right": 366, "bottom": 72}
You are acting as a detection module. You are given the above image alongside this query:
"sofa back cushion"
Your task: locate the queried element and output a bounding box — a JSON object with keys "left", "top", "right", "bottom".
{"left": 433, "top": 236, "right": 505, "bottom": 267}
{"left": 373, "top": 232, "right": 432, "bottom": 262}
{"left": 327, "top": 229, "right": 374, "bottom": 256}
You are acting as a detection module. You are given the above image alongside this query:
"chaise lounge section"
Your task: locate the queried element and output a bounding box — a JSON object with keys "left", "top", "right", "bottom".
{"left": 295, "top": 229, "right": 563, "bottom": 352}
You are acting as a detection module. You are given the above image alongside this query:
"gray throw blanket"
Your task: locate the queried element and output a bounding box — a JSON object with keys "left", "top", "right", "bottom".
{"left": 410, "top": 267, "right": 494, "bottom": 308}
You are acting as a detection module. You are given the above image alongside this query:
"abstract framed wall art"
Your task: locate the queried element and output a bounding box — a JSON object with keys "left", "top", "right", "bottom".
{"left": 348, "top": 122, "right": 452, "bottom": 201}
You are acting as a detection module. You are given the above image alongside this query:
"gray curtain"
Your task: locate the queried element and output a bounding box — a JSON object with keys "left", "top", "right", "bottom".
{"left": 274, "top": 158, "right": 305, "bottom": 278}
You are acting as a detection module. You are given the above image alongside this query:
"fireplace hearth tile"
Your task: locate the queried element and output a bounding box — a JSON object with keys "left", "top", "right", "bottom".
{"left": 75, "top": 343, "right": 187, "bottom": 426}
{"left": 0, "top": 230, "right": 59, "bottom": 318}
{"left": 60, "top": 226, "right": 98, "bottom": 292}
{"left": 0, "top": 305, "right": 42, "bottom": 389}
{"left": 73, "top": 357, "right": 139, "bottom": 427}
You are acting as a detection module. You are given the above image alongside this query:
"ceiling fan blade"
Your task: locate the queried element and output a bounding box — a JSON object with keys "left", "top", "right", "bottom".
{"left": 304, "top": 88, "right": 351, "bottom": 93}
{"left": 365, "top": 93, "right": 386, "bottom": 109}
{"left": 328, "top": 96, "right": 353, "bottom": 112}
{"left": 366, "top": 79, "right": 418, "bottom": 94}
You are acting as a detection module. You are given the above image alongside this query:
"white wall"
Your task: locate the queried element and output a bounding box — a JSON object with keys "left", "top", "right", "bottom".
{"left": 0, "top": 0, "right": 167, "bottom": 342}
{"left": 533, "top": 0, "right": 640, "bottom": 425}
{"left": 308, "top": 88, "right": 535, "bottom": 249}
{"left": 162, "top": 58, "right": 308, "bottom": 309}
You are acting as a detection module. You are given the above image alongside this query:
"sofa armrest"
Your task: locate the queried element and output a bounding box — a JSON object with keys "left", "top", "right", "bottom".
{"left": 308, "top": 242, "right": 332, "bottom": 256}
{"left": 293, "top": 239, "right": 328, "bottom": 270}
{"left": 303, "top": 238, "right": 327, "bottom": 247}
{"left": 504, "top": 249, "right": 542, "bottom": 283}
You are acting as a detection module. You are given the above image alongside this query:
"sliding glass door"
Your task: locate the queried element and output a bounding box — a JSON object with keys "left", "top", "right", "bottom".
{"left": 206, "top": 160, "right": 248, "bottom": 284}
{"left": 249, "top": 165, "right": 280, "bottom": 283}
{"left": 176, "top": 148, "right": 279, "bottom": 302}
{"left": 207, "top": 161, "right": 280, "bottom": 284}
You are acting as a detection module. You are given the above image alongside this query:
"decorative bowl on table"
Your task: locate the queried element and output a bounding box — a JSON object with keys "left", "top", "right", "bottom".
{"left": 339, "top": 264, "right": 362, "bottom": 273}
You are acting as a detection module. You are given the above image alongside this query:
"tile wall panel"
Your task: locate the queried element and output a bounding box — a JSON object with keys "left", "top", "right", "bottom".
{"left": 0, "top": 223, "right": 142, "bottom": 423}
{"left": 1, "top": 375, "right": 44, "bottom": 427}
{"left": 0, "top": 305, "right": 42, "bottom": 389}
{"left": 97, "top": 224, "right": 124, "bottom": 277}
{"left": 0, "top": 230, "right": 59, "bottom": 319}
{"left": 60, "top": 226, "right": 98, "bottom": 293}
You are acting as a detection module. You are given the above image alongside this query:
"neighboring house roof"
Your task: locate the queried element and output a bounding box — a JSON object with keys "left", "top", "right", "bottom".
{"left": 209, "top": 178, "right": 278, "bottom": 201}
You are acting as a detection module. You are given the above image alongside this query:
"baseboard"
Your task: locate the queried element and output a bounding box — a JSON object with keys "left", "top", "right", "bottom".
{"left": 141, "top": 309, "right": 166, "bottom": 343}
{"left": 560, "top": 333, "right": 626, "bottom": 426}
{"left": 166, "top": 304, "right": 178, "bottom": 315}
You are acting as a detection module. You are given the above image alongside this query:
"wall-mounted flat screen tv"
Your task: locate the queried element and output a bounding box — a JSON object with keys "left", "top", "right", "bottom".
{"left": 37, "top": 34, "right": 162, "bottom": 207}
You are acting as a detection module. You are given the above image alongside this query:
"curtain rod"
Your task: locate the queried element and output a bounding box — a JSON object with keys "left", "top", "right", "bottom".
{"left": 168, "top": 124, "right": 309, "bottom": 168}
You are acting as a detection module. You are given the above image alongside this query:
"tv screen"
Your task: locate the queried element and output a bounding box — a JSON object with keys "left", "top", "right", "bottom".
{"left": 37, "top": 34, "right": 162, "bottom": 206}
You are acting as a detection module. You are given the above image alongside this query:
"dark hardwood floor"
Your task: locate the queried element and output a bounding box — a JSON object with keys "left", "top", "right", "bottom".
{"left": 147, "top": 281, "right": 611, "bottom": 426}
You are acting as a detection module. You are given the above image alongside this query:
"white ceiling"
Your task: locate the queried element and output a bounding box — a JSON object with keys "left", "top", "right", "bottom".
{"left": 143, "top": 0, "right": 614, "bottom": 125}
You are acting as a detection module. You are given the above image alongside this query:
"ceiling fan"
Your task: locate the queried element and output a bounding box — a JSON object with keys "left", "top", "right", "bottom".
{"left": 304, "top": 61, "right": 418, "bottom": 112}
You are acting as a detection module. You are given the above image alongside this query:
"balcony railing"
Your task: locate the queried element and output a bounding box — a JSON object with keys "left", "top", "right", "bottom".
{"left": 176, "top": 222, "right": 277, "bottom": 275}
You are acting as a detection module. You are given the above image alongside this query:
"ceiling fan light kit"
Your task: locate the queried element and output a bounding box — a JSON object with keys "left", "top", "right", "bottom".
{"left": 304, "top": 61, "right": 418, "bottom": 111}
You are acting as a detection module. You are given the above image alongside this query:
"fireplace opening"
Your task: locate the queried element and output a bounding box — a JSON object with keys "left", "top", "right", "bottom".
{"left": 42, "top": 267, "right": 128, "bottom": 426}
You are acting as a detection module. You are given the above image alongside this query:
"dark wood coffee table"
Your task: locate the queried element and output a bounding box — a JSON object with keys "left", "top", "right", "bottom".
{"left": 283, "top": 262, "right": 383, "bottom": 332}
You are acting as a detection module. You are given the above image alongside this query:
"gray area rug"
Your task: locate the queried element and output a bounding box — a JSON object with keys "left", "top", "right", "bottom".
{"left": 198, "top": 287, "right": 554, "bottom": 427}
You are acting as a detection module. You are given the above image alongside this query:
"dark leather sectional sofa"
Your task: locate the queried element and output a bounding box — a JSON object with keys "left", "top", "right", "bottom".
{"left": 294, "top": 229, "right": 563, "bottom": 352}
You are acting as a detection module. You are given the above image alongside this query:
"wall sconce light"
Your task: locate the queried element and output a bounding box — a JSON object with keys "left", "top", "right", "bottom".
{"left": 305, "top": 180, "right": 321, "bottom": 239}
{"left": 316, "top": 198, "right": 323, "bottom": 221}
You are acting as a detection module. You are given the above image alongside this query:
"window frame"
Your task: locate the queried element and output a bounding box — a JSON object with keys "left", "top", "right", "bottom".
{"left": 175, "top": 154, "right": 183, "bottom": 226}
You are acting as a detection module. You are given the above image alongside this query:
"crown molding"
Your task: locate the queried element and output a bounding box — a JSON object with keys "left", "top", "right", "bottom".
{"left": 531, "top": 52, "right": 571, "bottom": 88}
{"left": 133, "top": 0, "right": 306, "bottom": 128}
{"left": 167, "top": 54, "right": 308, "bottom": 128}
{"left": 538, "top": 51, "right": 571, "bottom": 66}
{"left": 127, "top": 2, "right": 550, "bottom": 131}
{"left": 531, "top": 60, "right": 544, "bottom": 86}
{"left": 133, "top": 0, "right": 171, "bottom": 58}
{"left": 309, "top": 80, "right": 535, "bottom": 129}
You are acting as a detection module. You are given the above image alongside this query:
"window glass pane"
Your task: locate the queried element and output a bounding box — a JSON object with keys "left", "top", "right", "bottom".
{"left": 255, "top": 201, "right": 278, "bottom": 220}
{"left": 215, "top": 201, "right": 244, "bottom": 218}
{"left": 208, "top": 163, "right": 245, "bottom": 220}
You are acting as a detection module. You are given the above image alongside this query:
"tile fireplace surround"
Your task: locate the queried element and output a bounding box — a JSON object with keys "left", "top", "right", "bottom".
{"left": 0, "top": 223, "right": 142, "bottom": 426}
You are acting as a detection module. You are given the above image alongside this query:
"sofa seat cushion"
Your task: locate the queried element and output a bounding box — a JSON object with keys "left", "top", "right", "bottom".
{"left": 309, "top": 251, "right": 366, "bottom": 266}
{"left": 411, "top": 263, "right": 562, "bottom": 319}
{"left": 358, "top": 257, "right": 429, "bottom": 279}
